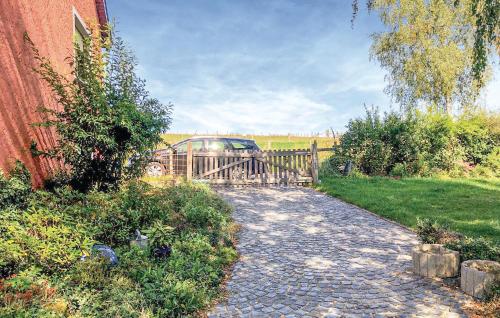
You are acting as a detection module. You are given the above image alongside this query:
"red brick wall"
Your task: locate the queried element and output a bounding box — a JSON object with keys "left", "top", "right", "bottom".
{"left": 0, "top": 0, "right": 103, "bottom": 186}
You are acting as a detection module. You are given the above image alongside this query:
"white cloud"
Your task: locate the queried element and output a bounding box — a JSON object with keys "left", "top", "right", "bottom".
{"left": 171, "top": 87, "right": 336, "bottom": 134}
{"left": 114, "top": 0, "right": 498, "bottom": 136}
{"left": 327, "top": 67, "right": 386, "bottom": 94}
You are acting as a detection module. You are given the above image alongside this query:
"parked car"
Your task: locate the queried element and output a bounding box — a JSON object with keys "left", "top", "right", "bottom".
{"left": 171, "top": 136, "right": 260, "bottom": 153}
{"left": 146, "top": 137, "right": 261, "bottom": 176}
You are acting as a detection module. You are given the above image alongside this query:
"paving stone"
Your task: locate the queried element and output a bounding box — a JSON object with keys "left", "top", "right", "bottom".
{"left": 207, "top": 187, "right": 470, "bottom": 317}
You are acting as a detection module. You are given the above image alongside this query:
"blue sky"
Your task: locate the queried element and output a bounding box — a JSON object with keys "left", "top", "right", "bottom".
{"left": 107, "top": 0, "right": 499, "bottom": 134}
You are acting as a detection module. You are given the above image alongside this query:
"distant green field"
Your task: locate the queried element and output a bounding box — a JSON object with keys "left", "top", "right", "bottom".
{"left": 161, "top": 133, "right": 337, "bottom": 150}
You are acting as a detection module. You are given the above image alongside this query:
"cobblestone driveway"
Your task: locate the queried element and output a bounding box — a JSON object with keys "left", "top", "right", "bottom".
{"left": 209, "top": 187, "right": 470, "bottom": 318}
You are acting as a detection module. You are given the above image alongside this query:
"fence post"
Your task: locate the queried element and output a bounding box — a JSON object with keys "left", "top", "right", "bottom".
{"left": 169, "top": 151, "right": 173, "bottom": 175}
{"left": 310, "top": 140, "right": 319, "bottom": 184}
{"left": 186, "top": 141, "right": 193, "bottom": 181}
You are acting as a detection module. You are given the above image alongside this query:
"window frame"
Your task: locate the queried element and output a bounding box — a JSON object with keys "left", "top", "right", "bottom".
{"left": 73, "top": 7, "right": 90, "bottom": 49}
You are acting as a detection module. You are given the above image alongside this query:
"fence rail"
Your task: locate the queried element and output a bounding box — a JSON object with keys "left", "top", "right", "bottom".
{"left": 148, "top": 141, "right": 327, "bottom": 186}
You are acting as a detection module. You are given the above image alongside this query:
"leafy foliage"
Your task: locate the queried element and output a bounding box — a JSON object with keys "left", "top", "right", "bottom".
{"left": 370, "top": 0, "right": 481, "bottom": 113}
{"left": 445, "top": 237, "right": 500, "bottom": 262}
{"left": 456, "top": 112, "right": 496, "bottom": 164}
{"left": 0, "top": 182, "right": 237, "bottom": 317}
{"left": 415, "top": 218, "right": 499, "bottom": 262}
{"left": 471, "top": 0, "right": 500, "bottom": 82}
{"left": 26, "top": 26, "right": 172, "bottom": 192}
{"left": 416, "top": 218, "right": 450, "bottom": 244}
{"left": 415, "top": 218, "right": 464, "bottom": 244}
{"left": 326, "top": 107, "right": 499, "bottom": 177}
{"left": 484, "top": 281, "right": 500, "bottom": 302}
{"left": 353, "top": 0, "right": 498, "bottom": 102}
{"left": 0, "top": 161, "right": 32, "bottom": 210}
{"left": 0, "top": 204, "right": 94, "bottom": 277}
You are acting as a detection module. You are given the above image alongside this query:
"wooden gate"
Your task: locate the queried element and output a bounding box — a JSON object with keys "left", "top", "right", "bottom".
{"left": 152, "top": 142, "right": 319, "bottom": 185}
{"left": 191, "top": 148, "right": 318, "bottom": 185}
{"left": 151, "top": 141, "right": 321, "bottom": 186}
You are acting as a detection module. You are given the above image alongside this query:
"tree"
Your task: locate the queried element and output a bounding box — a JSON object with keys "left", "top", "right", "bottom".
{"left": 352, "top": 0, "right": 499, "bottom": 85}
{"left": 26, "top": 26, "right": 172, "bottom": 192}
{"left": 367, "top": 0, "right": 483, "bottom": 113}
{"left": 470, "top": 0, "right": 500, "bottom": 82}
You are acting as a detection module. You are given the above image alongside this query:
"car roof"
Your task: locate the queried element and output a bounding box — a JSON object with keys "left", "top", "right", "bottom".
{"left": 171, "top": 136, "right": 256, "bottom": 147}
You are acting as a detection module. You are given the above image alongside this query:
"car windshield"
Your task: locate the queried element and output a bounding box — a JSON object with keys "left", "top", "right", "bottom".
{"left": 229, "top": 139, "right": 258, "bottom": 150}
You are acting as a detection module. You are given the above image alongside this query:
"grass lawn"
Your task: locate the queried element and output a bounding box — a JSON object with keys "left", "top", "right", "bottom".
{"left": 316, "top": 176, "right": 500, "bottom": 243}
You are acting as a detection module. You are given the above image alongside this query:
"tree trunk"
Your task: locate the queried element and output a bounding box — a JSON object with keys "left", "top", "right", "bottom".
{"left": 444, "top": 97, "right": 452, "bottom": 115}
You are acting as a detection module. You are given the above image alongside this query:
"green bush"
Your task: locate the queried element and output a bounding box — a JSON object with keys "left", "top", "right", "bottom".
{"left": 337, "top": 108, "right": 425, "bottom": 176}
{"left": 456, "top": 113, "right": 496, "bottom": 164}
{"left": 146, "top": 274, "right": 208, "bottom": 317}
{"left": 472, "top": 146, "right": 500, "bottom": 177}
{"left": 382, "top": 112, "right": 421, "bottom": 173}
{"left": 326, "top": 108, "right": 499, "bottom": 178}
{"left": 0, "top": 181, "right": 237, "bottom": 317}
{"left": 182, "top": 200, "right": 225, "bottom": 229}
{"left": 415, "top": 218, "right": 464, "bottom": 245}
{"left": 389, "top": 162, "right": 410, "bottom": 177}
{"left": 484, "top": 281, "right": 500, "bottom": 302}
{"left": 338, "top": 107, "right": 391, "bottom": 175}
{"left": 417, "top": 112, "right": 463, "bottom": 172}
{"left": 0, "top": 201, "right": 94, "bottom": 276}
{"left": 144, "top": 221, "right": 175, "bottom": 249}
{"left": 0, "top": 266, "right": 67, "bottom": 317}
{"left": 0, "top": 161, "right": 32, "bottom": 209}
{"left": 26, "top": 26, "right": 172, "bottom": 192}
{"left": 416, "top": 218, "right": 448, "bottom": 244}
{"left": 445, "top": 237, "right": 500, "bottom": 262}
{"left": 319, "top": 154, "right": 344, "bottom": 176}
{"left": 416, "top": 218, "right": 499, "bottom": 262}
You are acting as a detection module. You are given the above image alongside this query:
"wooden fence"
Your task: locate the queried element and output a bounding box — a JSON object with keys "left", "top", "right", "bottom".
{"left": 149, "top": 141, "right": 329, "bottom": 186}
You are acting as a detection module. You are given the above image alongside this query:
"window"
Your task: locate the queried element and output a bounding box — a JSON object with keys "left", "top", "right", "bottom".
{"left": 74, "top": 26, "right": 85, "bottom": 49}
{"left": 191, "top": 141, "right": 204, "bottom": 151}
{"left": 175, "top": 141, "right": 203, "bottom": 153}
{"left": 207, "top": 140, "right": 226, "bottom": 151}
{"left": 229, "top": 140, "right": 258, "bottom": 150}
{"left": 176, "top": 142, "right": 187, "bottom": 153}
{"left": 73, "top": 8, "right": 89, "bottom": 49}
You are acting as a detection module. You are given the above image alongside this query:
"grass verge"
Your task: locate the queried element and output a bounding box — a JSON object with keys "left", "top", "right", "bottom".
{"left": 316, "top": 176, "right": 500, "bottom": 243}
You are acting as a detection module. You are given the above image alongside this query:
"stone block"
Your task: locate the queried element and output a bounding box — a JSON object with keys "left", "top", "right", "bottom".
{"left": 460, "top": 260, "right": 500, "bottom": 299}
{"left": 411, "top": 244, "right": 459, "bottom": 278}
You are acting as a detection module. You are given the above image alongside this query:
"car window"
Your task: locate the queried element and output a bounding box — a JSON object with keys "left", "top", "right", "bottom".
{"left": 191, "top": 141, "right": 203, "bottom": 151}
{"left": 176, "top": 142, "right": 187, "bottom": 153}
{"left": 175, "top": 140, "right": 203, "bottom": 152}
{"left": 229, "top": 140, "right": 258, "bottom": 150}
{"left": 207, "top": 140, "right": 226, "bottom": 151}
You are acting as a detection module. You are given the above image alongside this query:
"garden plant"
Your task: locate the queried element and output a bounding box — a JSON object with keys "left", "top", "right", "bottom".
{"left": 0, "top": 24, "right": 238, "bottom": 317}
{"left": 0, "top": 166, "right": 238, "bottom": 317}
